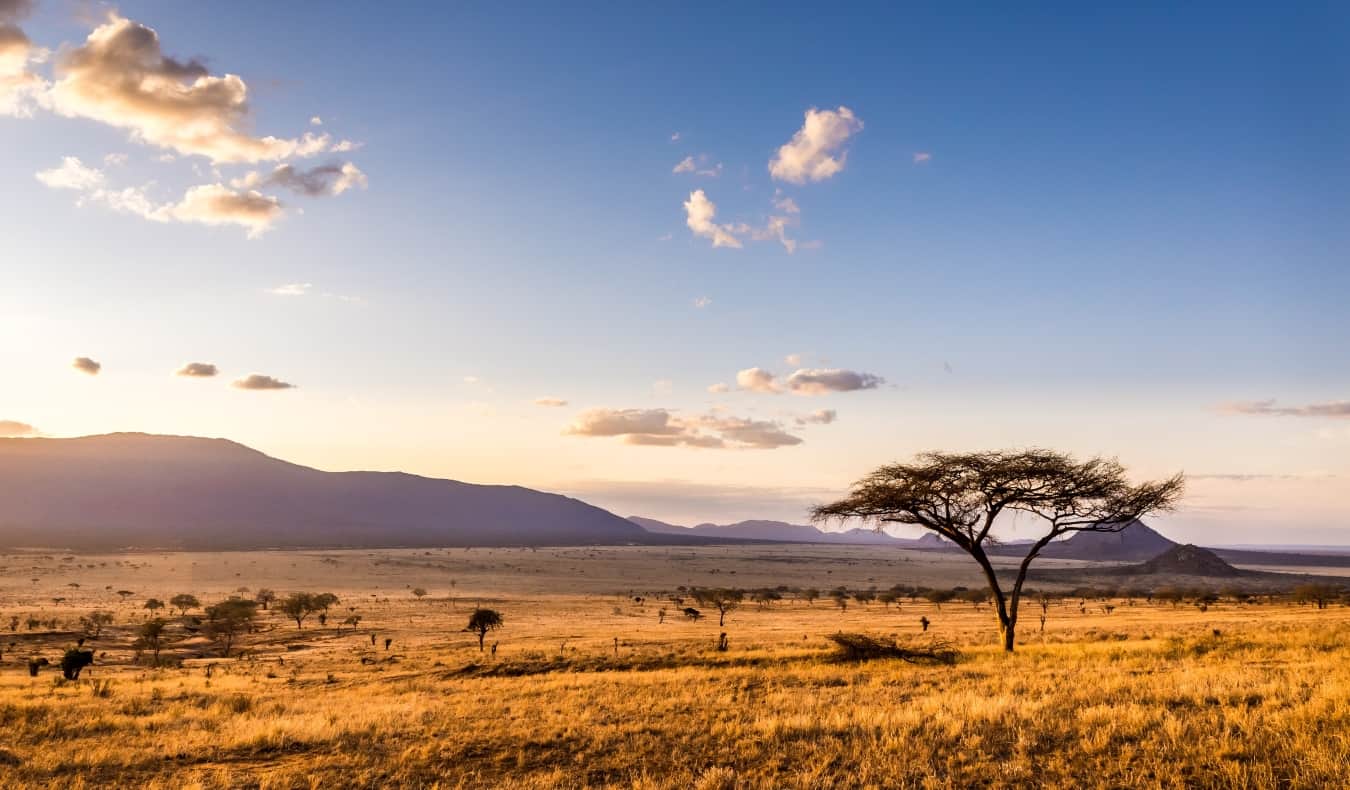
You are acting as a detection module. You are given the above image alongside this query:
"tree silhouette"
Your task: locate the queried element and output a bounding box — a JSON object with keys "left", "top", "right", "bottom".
{"left": 692, "top": 588, "right": 743, "bottom": 626}
{"left": 465, "top": 608, "right": 503, "bottom": 651}
{"left": 255, "top": 589, "right": 276, "bottom": 610}
{"left": 815, "top": 449, "right": 1183, "bottom": 652}
{"left": 144, "top": 598, "right": 165, "bottom": 614}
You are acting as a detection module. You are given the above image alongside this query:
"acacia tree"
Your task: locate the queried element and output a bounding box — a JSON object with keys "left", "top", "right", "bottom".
{"left": 205, "top": 598, "right": 259, "bottom": 657}
{"left": 170, "top": 594, "right": 200, "bottom": 616}
{"left": 692, "top": 588, "right": 743, "bottom": 626}
{"left": 814, "top": 449, "right": 1183, "bottom": 652}
{"left": 255, "top": 589, "right": 277, "bottom": 610}
{"left": 279, "top": 593, "right": 318, "bottom": 629}
{"left": 136, "top": 618, "right": 168, "bottom": 666}
{"left": 465, "top": 608, "right": 503, "bottom": 651}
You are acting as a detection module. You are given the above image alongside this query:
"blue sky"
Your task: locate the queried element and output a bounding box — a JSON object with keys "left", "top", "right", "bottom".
{"left": 2, "top": 2, "right": 1347, "bottom": 542}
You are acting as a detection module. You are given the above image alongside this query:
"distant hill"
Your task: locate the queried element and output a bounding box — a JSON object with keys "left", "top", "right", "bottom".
{"left": 1013, "top": 519, "right": 1178, "bottom": 562}
{"left": 0, "top": 433, "right": 654, "bottom": 550}
{"left": 629, "top": 516, "right": 914, "bottom": 545}
{"left": 1130, "top": 545, "right": 1242, "bottom": 577}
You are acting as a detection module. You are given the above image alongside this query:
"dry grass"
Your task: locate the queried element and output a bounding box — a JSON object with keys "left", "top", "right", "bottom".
{"left": 0, "top": 547, "right": 1347, "bottom": 788}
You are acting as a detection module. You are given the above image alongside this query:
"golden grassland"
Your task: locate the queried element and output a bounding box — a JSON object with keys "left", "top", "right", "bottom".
{"left": 0, "top": 546, "right": 1347, "bottom": 788}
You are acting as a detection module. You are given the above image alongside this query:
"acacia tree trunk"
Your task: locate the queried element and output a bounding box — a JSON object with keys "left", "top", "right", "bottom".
{"left": 477, "top": 630, "right": 485, "bottom": 651}
{"left": 970, "top": 547, "right": 1017, "bottom": 652}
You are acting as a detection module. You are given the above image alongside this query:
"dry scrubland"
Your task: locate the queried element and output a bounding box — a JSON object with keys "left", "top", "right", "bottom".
{"left": 0, "top": 546, "right": 1347, "bottom": 788}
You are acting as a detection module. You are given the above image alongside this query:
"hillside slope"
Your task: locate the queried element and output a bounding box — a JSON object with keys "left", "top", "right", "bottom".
{"left": 0, "top": 433, "right": 650, "bottom": 550}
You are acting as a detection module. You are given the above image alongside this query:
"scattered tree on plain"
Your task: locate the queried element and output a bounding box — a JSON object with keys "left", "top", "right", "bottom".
{"left": 135, "top": 618, "right": 168, "bottom": 666}
{"left": 255, "top": 589, "right": 277, "bottom": 610}
{"left": 170, "top": 594, "right": 200, "bottom": 616}
{"left": 465, "top": 608, "right": 503, "bottom": 651}
{"left": 204, "top": 598, "right": 259, "bottom": 657}
{"left": 815, "top": 449, "right": 1183, "bottom": 652}
{"left": 144, "top": 598, "right": 165, "bottom": 614}
{"left": 692, "top": 588, "right": 743, "bottom": 626}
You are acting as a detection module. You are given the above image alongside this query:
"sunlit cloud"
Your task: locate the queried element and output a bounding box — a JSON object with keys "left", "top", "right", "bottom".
{"left": 769, "top": 106, "right": 863, "bottom": 184}
{"left": 683, "top": 189, "right": 741, "bottom": 248}
{"left": 1221, "top": 399, "right": 1350, "bottom": 419}
{"left": 736, "top": 367, "right": 779, "bottom": 393}
{"left": 534, "top": 397, "right": 568, "bottom": 407}
{"left": 0, "top": 418, "right": 38, "bottom": 437}
{"left": 72, "top": 356, "right": 101, "bottom": 375}
{"left": 48, "top": 14, "right": 352, "bottom": 163}
{"left": 673, "top": 154, "right": 721, "bottom": 177}
{"left": 36, "top": 157, "right": 284, "bottom": 237}
{"left": 0, "top": 0, "right": 45, "bottom": 118}
{"left": 232, "top": 373, "right": 295, "bottom": 390}
{"left": 707, "top": 382, "right": 729, "bottom": 394}
{"left": 174, "top": 362, "right": 218, "bottom": 378}
{"left": 796, "top": 408, "right": 837, "bottom": 425}
{"left": 564, "top": 407, "right": 802, "bottom": 450}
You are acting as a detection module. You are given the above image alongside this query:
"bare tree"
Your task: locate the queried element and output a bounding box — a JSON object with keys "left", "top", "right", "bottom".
{"left": 815, "top": 449, "right": 1183, "bottom": 652}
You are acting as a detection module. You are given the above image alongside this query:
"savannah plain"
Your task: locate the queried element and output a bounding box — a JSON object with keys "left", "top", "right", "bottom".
{"left": 1, "top": 545, "right": 1347, "bottom": 789}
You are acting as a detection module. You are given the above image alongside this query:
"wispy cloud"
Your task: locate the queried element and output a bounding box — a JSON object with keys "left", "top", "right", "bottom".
{"left": 36, "top": 157, "right": 284, "bottom": 237}
{"left": 769, "top": 106, "right": 863, "bottom": 184}
{"left": 683, "top": 189, "right": 741, "bottom": 248}
{"left": 268, "top": 283, "right": 312, "bottom": 296}
{"left": 673, "top": 154, "right": 722, "bottom": 177}
{"left": 534, "top": 397, "right": 568, "bottom": 407}
{"left": 1221, "top": 399, "right": 1350, "bottom": 418}
{"left": 692, "top": 295, "right": 712, "bottom": 309}
{"left": 231, "top": 162, "right": 367, "bottom": 197}
{"left": 796, "top": 408, "right": 837, "bottom": 425}
{"left": 913, "top": 151, "right": 932, "bottom": 164}
{"left": 232, "top": 373, "right": 295, "bottom": 390}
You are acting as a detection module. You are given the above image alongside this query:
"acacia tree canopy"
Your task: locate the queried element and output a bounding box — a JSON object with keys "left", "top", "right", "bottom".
{"left": 813, "top": 449, "right": 1183, "bottom": 652}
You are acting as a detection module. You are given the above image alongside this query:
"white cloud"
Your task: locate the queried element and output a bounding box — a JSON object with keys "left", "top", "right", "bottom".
{"left": 670, "top": 132, "right": 681, "bottom": 142}
{"left": 736, "top": 367, "right": 779, "bottom": 393}
{"left": 37, "top": 156, "right": 284, "bottom": 237}
{"left": 35, "top": 156, "right": 104, "bottom": 190}
{"left": 268, "top": 283, "right": 312, "bottom": 296}
{"left": 769, "top": 106, "right": 863, "bottom": 184}
{"left": 692, "top": 295, "right": 712, "bottom": 309}
{"left": 707, "top": 382, "right": 729, "bottom": 394}
{"left": 565, "top": 407, "right": 802, "bottom": 450}
{"left": 673, "top": 156, "right": 696, "bottom": 174}
{"left": 103, "top": 152, "right": 128, "bottom": 166}
{"left": 683, "top": 189, "right": 742, "bottom": 249}
{"left": 48, "top": 14, "right": 346, "bottom": 163}
{"left": 773, "top": 193, "right": 800, "bottom": 214}
{"left": 310, "top": 116, "right": 323, "bottom": 126}
{"left": 673, "top": 154, "right": 721, "bottom": 177}
{"left": 913, "top": 151, "right": 932, "bottom": 164}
